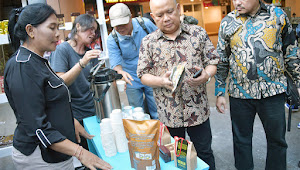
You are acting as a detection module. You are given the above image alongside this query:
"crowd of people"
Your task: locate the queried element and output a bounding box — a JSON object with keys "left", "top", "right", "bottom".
{"left": 3, "top": 0, "right": 300, "bottom": 170}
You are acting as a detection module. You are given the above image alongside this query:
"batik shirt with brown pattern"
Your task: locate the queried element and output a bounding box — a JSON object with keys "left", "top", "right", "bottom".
{"left": 137, "top": 23, "right": 219, "bottom": 128}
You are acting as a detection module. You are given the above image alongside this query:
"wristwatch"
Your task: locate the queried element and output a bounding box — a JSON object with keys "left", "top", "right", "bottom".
{"left": 206, "top": 71, "right": 211, "bottom": 84}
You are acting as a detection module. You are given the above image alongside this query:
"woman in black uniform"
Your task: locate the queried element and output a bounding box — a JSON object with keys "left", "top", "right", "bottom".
{"left": 4, "top": 3, "right": 112, "bottom": 170}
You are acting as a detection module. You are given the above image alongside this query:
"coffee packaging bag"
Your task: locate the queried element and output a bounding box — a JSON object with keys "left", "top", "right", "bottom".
{"left": 123, "top": 119, "right": 161, "bottom": 170}
{"left": 158, "top": 122, "right": 173, "bottom": 163}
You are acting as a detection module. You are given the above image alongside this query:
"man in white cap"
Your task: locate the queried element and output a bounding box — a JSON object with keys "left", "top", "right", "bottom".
{"left": 107, "top": 3, "right": 158, "bottom": 119}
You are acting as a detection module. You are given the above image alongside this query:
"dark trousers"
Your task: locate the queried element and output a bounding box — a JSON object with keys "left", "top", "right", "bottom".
{"left": 229, "top": 94, "right": 287, "bottom": 170}
{"left": 167, "top": 119, "right": 215, "bottom": 170}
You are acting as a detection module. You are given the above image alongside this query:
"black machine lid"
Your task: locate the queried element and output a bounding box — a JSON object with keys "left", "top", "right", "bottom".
{"left": 89, "top": 67, "right": 123, "bottom": 84}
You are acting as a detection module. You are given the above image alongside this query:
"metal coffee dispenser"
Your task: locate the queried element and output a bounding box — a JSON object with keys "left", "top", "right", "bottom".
{"left": 89, "top": 66, "right": 122, "bottom": 123}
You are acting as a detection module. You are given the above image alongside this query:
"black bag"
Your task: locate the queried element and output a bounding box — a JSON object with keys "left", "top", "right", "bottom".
{"left": 284, "top": 71, "right": 300, "bottom": 131}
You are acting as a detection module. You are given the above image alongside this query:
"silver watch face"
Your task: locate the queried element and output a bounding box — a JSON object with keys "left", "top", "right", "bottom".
{"left": 206, "top": 76, "right": 211, "bottom": 84}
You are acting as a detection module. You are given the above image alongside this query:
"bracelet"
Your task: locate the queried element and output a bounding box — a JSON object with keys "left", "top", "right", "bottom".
{"left": 78, "top": 59, "right": 85, "bottom": 69}
{"left": 78, "top": 148, "right": 84, "bottom": 161}
{"left": 206, "top": 71, "right": 212, "bottom": 84}
{"left": 75, "top": 146, "right": 83, "bottom": 159}
{"left": 73, "top": 144, "right": 80, "bottom": 156}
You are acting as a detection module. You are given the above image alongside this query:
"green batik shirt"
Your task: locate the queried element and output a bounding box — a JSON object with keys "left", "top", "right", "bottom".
{"left": 215, "top": 2, "right": 300, "bottom": 99}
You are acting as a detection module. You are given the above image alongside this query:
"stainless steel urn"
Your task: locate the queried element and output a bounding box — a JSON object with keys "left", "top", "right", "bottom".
{"left": 89, "top": 68, "right": 122, "bottom": 123}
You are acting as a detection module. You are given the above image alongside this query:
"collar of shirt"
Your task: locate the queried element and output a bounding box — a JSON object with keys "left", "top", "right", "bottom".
{"left": 235, "top": 0, "right": 268, "bottom": 18}
{"left": 116, "top": 19, "right": 141, "bottom": 41}
{"left": 19, "top": 46, "right": 48, "bottom": 63}
{"left": 154, "top": 22, "right": 191, "bottom": 40}
{"left": 117, "top": 30, "right": 133, "bottom": 41}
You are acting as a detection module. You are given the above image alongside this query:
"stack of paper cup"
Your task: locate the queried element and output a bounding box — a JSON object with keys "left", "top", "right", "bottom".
{"left": 100, "top": 118, "right": 113, "bottom": 132}
{"left": 110, "top": 110, "right": 128, "bottom": 152}
{"left": 110, "top": 109, "right": 122, "bottom": 123}
{"left": 112, "top": 109, "right": 122, "bottom": 114}
{"left": 111, "top": 123, "right": 128, "bottom": 152}
{"left": 100, "top": 118, "right": 117, "bottom": 157}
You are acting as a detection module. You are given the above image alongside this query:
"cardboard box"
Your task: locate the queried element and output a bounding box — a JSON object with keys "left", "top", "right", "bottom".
{"left": 159, "top": 143, "right": 175, "bottom": 163}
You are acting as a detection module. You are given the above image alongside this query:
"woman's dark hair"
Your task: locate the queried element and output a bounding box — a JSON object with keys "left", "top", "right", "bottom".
{"left": 70, "top": 14, "right": 100, "bottom": 41}
{"left": 8, "top": 3, "right": 56, "bottom": 51}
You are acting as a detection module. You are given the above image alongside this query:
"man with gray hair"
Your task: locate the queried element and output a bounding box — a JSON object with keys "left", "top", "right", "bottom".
{"left": 107, "top": 3, "right": 158, "bottom": 119}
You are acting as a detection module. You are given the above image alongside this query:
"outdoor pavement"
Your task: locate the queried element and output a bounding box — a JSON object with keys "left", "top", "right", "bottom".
{"left": 0, "top": 35, "right": 299, "bottom": 170}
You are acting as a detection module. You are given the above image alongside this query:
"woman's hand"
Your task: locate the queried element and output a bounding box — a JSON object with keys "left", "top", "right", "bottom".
{"left": 79, "top": 148, "right": 112, "bottom": 170}
{"left": 49, "top": 139, "right": 112, "bottom": 170}
{"left": 74, "top": 118, "right": 94, "bottom": 143}
{"left": 81, "top": 49, "right": 101, "bottom": 66}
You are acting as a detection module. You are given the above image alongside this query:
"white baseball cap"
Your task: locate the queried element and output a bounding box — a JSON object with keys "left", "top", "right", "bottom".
{"left": 109, "top": 3, "right": 131, "bottom": 27}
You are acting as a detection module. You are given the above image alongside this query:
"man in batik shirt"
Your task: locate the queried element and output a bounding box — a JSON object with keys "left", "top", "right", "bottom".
{"left": 137, "top": 0, "right": 219, "bottom": 169}
{"left": 215, "top": 0, "right": 300, "bottom": 170}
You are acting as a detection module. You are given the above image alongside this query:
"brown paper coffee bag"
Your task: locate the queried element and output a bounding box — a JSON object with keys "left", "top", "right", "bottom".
{"left": 158, "top": 122, "right": 173, "bottom": 163}
{"left": 123, "top": 119, "right": 161, "bottom": 170}
{"left": 158, "top": 122, "right": 171, "bottom": 146}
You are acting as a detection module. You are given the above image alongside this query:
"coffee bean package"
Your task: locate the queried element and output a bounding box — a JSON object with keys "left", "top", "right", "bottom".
{"left": 123, "top": 119, "right": 161, "bottom": 170}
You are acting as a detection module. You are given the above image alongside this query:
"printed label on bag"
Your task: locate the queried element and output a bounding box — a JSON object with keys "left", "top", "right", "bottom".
{"left": 135, "top": 152, "right": 152, "bottom": 160}
{"left": 176, "top": 139, "right": 188, "bottom": 170}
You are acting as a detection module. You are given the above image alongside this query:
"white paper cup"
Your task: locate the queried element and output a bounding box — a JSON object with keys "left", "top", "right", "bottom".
{"left": 101, "top": 118, "right": 111, "bottom": 124}
{"left": 133, "top": 112, "right": 145, "bottom": 121}
{"left": 110, "top": 111, "right": 123, "bottom": 124}
{"left": 133, "top": 107, "right": 144, "bottom": 113}
{"left": 112, "top": 109, "right": 122, "bottom": 114}
{"left": 123, "top": 106, "right": 133, "bottom": 115}
{"left": 116, "top": 80, "right": 126, "bottom": 92}
{"left": 144, "top": 114, "right": 151, "bottom": 120}
{"left": 123, "top": 114, "right": 133, "bottom": 120}
{"left": 100, "top": 118, "right": 113, "bottom": 133}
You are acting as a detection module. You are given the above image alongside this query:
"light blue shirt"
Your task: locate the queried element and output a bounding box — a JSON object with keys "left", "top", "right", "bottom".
{"left": 107, "top": 17, "right": 157, "bottom": 89}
